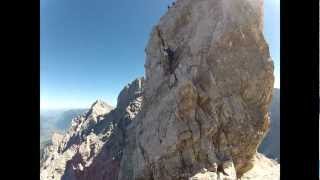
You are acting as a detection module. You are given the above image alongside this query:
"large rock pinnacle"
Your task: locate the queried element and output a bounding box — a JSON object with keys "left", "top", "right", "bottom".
{"left": 40, "top": 0, "right": 276, "bottom": 179}
{"left": 121, "top": 0, "right": 274, "bottom": 179}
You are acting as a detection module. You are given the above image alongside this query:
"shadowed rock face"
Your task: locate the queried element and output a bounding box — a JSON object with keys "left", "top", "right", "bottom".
{"left": 120, "top": 0, "right": 274, "bottom": 179}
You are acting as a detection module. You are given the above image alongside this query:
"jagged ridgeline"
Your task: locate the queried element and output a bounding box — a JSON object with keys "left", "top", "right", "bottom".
{"left": 40, "top": 79, "right": 144, "bottom": 180}
{"left": 40, "top": 0, "right": 279, "bottom": 179}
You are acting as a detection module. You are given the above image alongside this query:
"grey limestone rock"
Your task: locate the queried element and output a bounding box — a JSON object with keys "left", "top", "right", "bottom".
{"left": 40, "top": 0, "right": 276, "bottom": 179}
{"left": 120, "top": 0, "right": 274, "bottom": 179}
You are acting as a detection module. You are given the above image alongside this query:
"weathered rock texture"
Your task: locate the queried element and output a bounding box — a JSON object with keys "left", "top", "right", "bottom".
{"left": 40, "top": 0, "right": 276, "bottom": 179}
{"left": 120, "top": 0, "right": 274, "bottom": 179}
{"left": 40, "top": 78, "right": 144, "bottom": 180}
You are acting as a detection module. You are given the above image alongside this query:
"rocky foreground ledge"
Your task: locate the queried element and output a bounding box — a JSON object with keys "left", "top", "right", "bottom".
{"left": 41, "top": 0, "right": 278, "bottom": 179}
{"left": 190, "top": 153, "right": 279, "bottom": 180}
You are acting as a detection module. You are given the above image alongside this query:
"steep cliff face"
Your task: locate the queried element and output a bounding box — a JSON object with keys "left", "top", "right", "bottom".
{"left": 40, "top": 78, "right": 144, "bottom": 180}
{"left": 119, "top": 0, "right": 274, "bottom": 179}
{"left": 41, "top": 0, "right": 277, "bottom": 179}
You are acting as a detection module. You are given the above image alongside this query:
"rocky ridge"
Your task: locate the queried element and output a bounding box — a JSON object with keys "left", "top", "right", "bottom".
{"left": 40, "top": 78, "right": 144, "bottom": 180}
{"left": 41, "top": 0, "right": 278, "bottom": 179}
{"left": 40, "top": 109, "right": 88, "bottom": 143}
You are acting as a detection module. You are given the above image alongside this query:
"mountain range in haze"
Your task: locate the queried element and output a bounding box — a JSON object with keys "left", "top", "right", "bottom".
{"left": 40, "top": 109, "right": 88, "bottom": 142}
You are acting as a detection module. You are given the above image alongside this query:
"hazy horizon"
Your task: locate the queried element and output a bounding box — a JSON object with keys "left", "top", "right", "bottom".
{"left": 40, "top": 87, "right": 281, "bottom": 111}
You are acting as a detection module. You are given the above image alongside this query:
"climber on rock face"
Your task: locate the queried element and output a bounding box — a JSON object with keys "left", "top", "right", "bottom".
{"left": 164, "top": 47, "right": 174, "bottom": 61}
{"left": 163, "top": 47, "right": 175, "bottom": 73}
{"left": 156, "top": 25, "right": 176, "bottom": 75}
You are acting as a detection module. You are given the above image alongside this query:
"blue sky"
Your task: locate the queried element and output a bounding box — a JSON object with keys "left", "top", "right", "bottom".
{"left": 41, "top": 0, "right": 280, "bottom": 109}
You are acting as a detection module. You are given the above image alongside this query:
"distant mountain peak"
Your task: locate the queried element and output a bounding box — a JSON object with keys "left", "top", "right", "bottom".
{"left": 91, "top": 99, "right": 112, "bottom": 109}
{"left": 88, "top": 99, "right": 114, "bottom": 117}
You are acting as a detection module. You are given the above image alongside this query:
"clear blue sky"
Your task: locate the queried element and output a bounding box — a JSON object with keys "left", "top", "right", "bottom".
{"left": 41, "top": 0, "right": 280, "bottom": 109}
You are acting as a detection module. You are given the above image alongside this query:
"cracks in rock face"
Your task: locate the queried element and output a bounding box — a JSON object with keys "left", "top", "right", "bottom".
{"left": 156, "top": 119, "right": 162, "bottom": 145}
{"left": 168, "top": 73, "right": 178, "bottom": 89}
{"left": 177, "top": 149, "right": 194, "bottom": 179}
{"left": 213, "top": 113, "right": 227, "bottom": 161}
{"left": 194, "top": 107, "right": 202, "bottom": 140}
{"left": 138, "top": 141, "right": 155, "bottom": 180}
{"left": 157, "top": 109, "right": 174, "bottom": 145}
{"left": 155, "top": 26, "right": 180, "bottom": 89}
{"left": 185, "top": 119, "right": 200, "bottom": 163}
